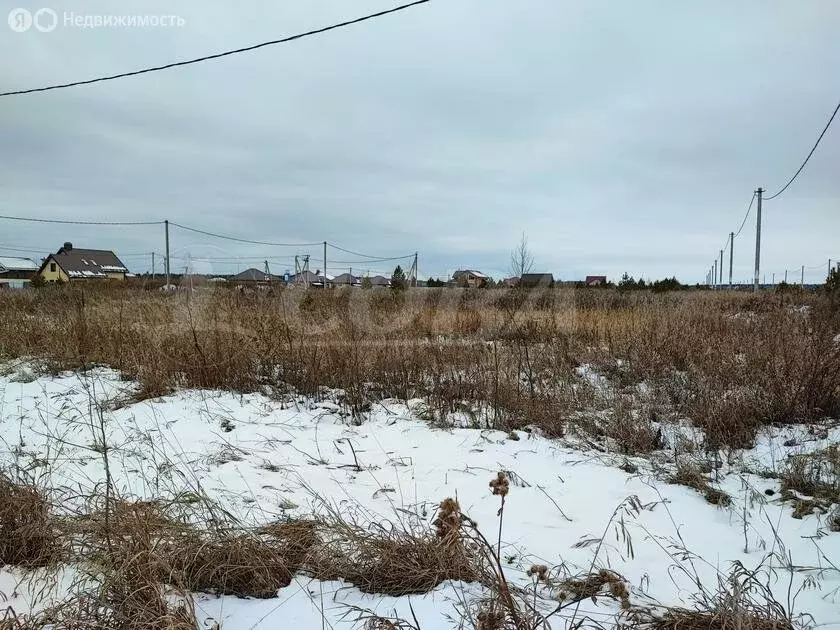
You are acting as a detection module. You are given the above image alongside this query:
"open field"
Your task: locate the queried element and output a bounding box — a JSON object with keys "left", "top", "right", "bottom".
{"left": 0, "top": 285, "right": 838, "bottom": 629}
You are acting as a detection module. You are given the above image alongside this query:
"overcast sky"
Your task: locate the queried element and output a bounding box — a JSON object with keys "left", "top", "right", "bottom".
{"left": 2, "top": 0, "right": 839, "bottom": 283}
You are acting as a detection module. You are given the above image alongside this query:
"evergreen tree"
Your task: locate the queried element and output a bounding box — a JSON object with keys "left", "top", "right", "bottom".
{"left": 618, "top": 273, "right": 636, "bottom": 291}
{"left": 826, "top": 266, "right": 840, "bottom": 295}
{"left": 391, "top": 265, "right": 407, "bottom": 292}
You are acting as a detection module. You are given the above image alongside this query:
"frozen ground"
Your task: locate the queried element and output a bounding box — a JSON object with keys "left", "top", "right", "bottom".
{"left": 0, "top": 365, "right": 838, "bottom": 628}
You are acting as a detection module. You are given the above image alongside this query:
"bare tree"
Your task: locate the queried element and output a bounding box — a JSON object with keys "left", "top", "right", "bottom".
{"left": 509, "top": 232, "right": 534, "bottom": 279}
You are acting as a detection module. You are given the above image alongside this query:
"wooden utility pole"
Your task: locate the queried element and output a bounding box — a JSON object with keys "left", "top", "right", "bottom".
{"left": 728, "top": 232, "right": 734, "bottom": 288}
{"left": 164, "top": 220, "right": 171, "bottom": 288}
{"left": 753, "top": 188, "right": 763, "bottom": 291}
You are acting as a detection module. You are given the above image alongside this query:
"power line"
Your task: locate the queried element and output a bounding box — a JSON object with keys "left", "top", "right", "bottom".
{"left": 0, "top": 214, "right": 163, "bottom": 226}
{"left": 328, "top": 257, "right": 413, "bottom": 264}
{"left": 169, "top": 222, "right": 322, "bottom": 247}
{"left": 0, "top": 216, "right": 414, "bottom": 262}
{"left": 327, "top": 242, "right": 413, "bottom": 260}
{"left": 0, "top": 245, "right": 50, "bottom": 254}
{"left": 0, "top": 1, "right": 431, "bottom": 98}
{"left": 765, "top": 99, "right": 840, "bottom": 201}
{"left": 165, "top": 256, "right": 300, "bottom": 264}
{"left": 733, "top": 191, "right": 756, "bottom": 238}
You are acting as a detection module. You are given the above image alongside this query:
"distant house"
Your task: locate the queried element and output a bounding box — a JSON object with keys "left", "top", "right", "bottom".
{"left": 290, "top": 270, "right": 319, "bottom": 286}
{"left": 289, "top": 270, "right": 333, "bottom": 288}
{"left": 38, "top": 243, "right": 128, "bottom": 282}
{"left": 313, "top": 272, "right": 333, "bottom": 288}
{"left": 0, "top": 256, "right": 39, "bottom": 289}
{"left": 452, "top": 269, "right": 488, "bottom": 288}
{"left": 368, "top": 275, "right": 391, "bottom": 288}
{"left": 502, "top": 277, "right": 519, "bottom": 288}
{"left": 230, "top": 268, "right": 281, "bottom": 283}
{"left": 585, "top": 275, "right": 607, "bottom": 287}
{"left": 519, "top": 273, "right": 554, "bottom": 288}
{"left": 332, "top": 273, "right": 361, "bottom": 287}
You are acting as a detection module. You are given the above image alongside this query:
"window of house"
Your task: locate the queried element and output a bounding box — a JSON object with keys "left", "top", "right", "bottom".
{"left": 50, "top": 262, "right": 56, "bottom": 272}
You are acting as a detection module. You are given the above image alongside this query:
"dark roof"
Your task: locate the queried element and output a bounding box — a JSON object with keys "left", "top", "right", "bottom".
{"left": 230, "top": 268, "right": 281, "bottom": 282}
{"left": 585, "top": 275, "right": 607, "bottom": 285}
{"left": 368, "top": 275, "right": 390, "bottom": 286}
{"left": 332, "top": 273, "right": 360, "bottom": 285}
{"left": 44, "top": 245, "right": 127, "bottom": 279}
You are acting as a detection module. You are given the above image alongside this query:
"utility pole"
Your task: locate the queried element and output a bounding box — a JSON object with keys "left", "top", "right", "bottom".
{"left": 713, "top": 260, "right": 718, "bottom": 289}
{"left": 801, "top": 265, "right": 804, "bottom": 286}
{"left": 295, "top": 254, "right": 311, "bottom": 287}
{"left": 829, "top": 259, "right": 832, "bottom": 279}
{"left": 728, "top": 232, "right": 734, "bottom": 288}
{"left": 772, "top": 273, "right": 775, "bottom": 285}
{"left": 164, "top": 219, "right": 171, "bottom": 288}
{"left": 414, "top": 252, "right": 418, "bottom": 288}
{"left": 784, "top": 269, "right": 788, "bottom": 284}
{"left": 151, "top": 252, "right": 155, "bottom": 279}
{"left": 753, "top": 188, "right": 763, "bottom": 292}
{"left": 719, "top": 249, "right": 724, "bottom": 287}
{"left": 323, "top": 241, "right": 327, "bottom": 289}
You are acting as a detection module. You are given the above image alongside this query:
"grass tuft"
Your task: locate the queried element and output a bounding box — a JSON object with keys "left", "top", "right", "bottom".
{"left": 669, "top": 465, "right": 732, "bottom": 507}
{"left": 0, "top": 473, "right": 61, "bottom": 568}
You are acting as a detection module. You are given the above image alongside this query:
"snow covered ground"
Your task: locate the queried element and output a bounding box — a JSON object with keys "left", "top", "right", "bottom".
{"left": 0, "top": 364, "right": 838, "bottom": 628}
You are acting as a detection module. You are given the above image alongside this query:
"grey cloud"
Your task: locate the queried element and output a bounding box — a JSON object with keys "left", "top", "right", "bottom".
{"left": 1, "top": 0, "right": 839, "bottom": 282}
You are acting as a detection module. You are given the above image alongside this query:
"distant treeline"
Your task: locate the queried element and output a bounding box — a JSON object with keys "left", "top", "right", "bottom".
{"left": 424, "top": 274, "right": 689, "bottom": 292}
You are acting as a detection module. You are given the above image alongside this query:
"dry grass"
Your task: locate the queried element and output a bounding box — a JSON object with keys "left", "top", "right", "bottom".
{"left": 669, "top": 464, "right": 732, "bottom": 507}
{"left": 4, "top": 283, "right": 835, "bottom": 628}
{"left": 556, "top": 569, "right": 631, "bottom": 609}
{"left": 641, "top": 607, "right": 794, "bottom": 630}
{"left": 160, "top": 532, "right": 292, "bottom": 598}
{"left": 781, "top": 445, "right": 840, "bottom": 504}
{"left": 1, "top": 284, "right": 838, "bottom": 451}
{"left": 2, "top": 497, "right": 201, "bottom": 630}
{"left": 305, "top": 499, "right": 480, "bottom": 596}
{"left": 0, "top": 479, "right": 486, "bottom": 627}
{"left": 629, "top": 558, "right": 800, "bottom": 630}
{"left": 600, "top": 398, "right": 665, "bottom": 455}
{"left": 0, "top": 473, "right": 61, "bottom": 568}
{"left": 73, "top": 499, "right": 293, "bottom": 599}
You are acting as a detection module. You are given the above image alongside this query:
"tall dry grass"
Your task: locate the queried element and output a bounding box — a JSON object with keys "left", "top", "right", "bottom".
{"left": 1, "top": 284, "right": 838, "bottom": 448}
